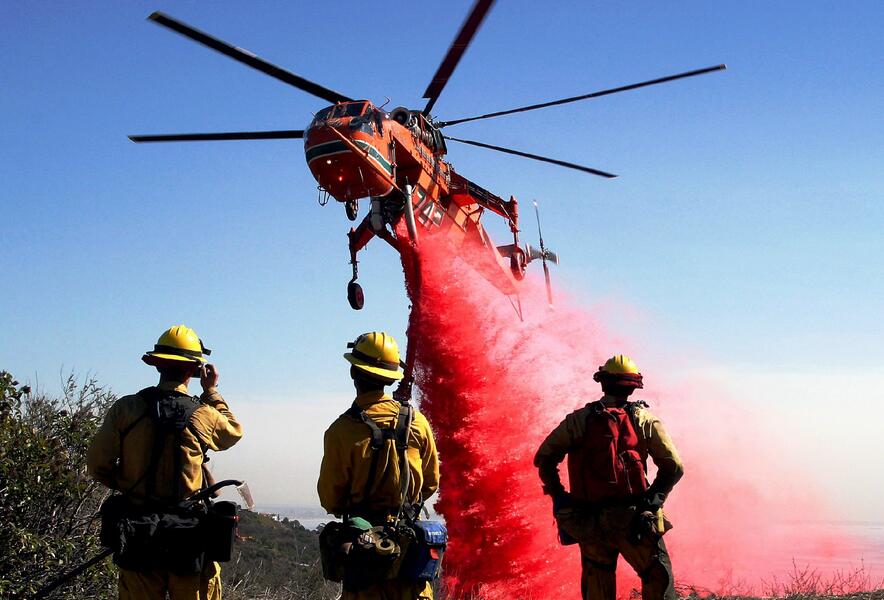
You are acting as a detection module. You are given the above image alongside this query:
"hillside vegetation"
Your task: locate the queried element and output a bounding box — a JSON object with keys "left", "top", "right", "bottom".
{"left": 223, "top": 511, "right": 338, "bottom": 598}
{"left": 0, "top": 372, "right": 115, "bottom": 599}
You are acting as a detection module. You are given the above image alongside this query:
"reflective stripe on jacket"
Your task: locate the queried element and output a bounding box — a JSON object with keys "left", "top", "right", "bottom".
{"left": 87, "top": 382, "right": 243, "bottom": 505}
{"left": 318, "top": 391, "right": 440, "bottom": 517}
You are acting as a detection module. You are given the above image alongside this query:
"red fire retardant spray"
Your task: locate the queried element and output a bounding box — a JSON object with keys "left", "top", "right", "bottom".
{"left": 397, "top": 232, "right": 873, "bottom": 599}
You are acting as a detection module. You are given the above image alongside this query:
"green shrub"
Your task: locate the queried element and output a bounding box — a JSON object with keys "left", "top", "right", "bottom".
{"left": 0, "top": 371, "right": 116, "bottom": 599}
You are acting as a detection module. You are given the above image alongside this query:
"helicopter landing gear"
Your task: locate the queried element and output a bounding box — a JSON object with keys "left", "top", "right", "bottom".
{"left": 345, "top": 198, "right": 359, "bottom": 221}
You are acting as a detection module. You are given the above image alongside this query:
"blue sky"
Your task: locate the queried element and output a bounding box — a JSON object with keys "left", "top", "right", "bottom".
{"left": 1, "top": 2, "right": 882, "bottom": 514}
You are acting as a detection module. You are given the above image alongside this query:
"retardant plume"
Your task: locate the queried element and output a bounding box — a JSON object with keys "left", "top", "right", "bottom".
{"left": 398, "top": 232, "right": 872, "bottom": 599}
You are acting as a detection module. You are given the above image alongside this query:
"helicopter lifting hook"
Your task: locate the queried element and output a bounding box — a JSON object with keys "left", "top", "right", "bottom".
{"left": 347, "top": 244, "right": 364, "bottom": 310}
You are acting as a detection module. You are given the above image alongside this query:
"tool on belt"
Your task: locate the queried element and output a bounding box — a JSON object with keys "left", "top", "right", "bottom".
{"left": 33, "top": 478, "right": 242, "bottom": 600}
{"left": 320, "top": 399, "right": 447, "bottom": 590}
{"left": 101, "top": 478, "right": 242, "bottom": 569}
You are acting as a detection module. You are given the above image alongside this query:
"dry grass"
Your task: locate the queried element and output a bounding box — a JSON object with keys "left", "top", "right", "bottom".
{"left": 665, "top": 562, "right": 883, "bottom": 600}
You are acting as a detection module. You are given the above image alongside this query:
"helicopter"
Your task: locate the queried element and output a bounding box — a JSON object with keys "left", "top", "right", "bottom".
{"left": 130, "top": 0, "right": 725, "bottom": 311}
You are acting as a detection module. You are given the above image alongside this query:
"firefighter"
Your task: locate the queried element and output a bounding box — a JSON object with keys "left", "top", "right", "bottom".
{"left": 87, "top": 325, "right": 243, "bottom": 600}
{"left": 318, "top": 331, "right": 440, "bottom": 600}
{"left": 534, "top": 355, "right": 684, "bottom": 600}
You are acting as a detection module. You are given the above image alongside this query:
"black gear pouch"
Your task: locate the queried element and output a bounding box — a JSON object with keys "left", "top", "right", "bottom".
{"left": 203, "top": 500, "right": 239, "bottom": 562}
{"left": 319, "top": 521, "right": 349, "bottom": 582}
{"left": 113, "top": 508, "right": 206, "bottom": 574}
{"left": 99, "top": 495, "right": 130, "bottom": 551}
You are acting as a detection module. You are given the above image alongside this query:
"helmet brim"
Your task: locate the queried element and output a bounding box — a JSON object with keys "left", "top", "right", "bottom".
{"left": 343, "top": 352, "right": 404, "bottom": 381}
{"left": 143, "top": 352, "right": 206, "bottom": 365}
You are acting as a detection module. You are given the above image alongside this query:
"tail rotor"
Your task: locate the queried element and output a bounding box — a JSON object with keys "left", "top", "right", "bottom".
{"left": 527, "top": 200, "right": 558, "bottom": 306}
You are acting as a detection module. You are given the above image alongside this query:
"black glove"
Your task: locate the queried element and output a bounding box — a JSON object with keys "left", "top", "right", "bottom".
{"left": 639, "top": 491, "right": 666, "bottom": 513}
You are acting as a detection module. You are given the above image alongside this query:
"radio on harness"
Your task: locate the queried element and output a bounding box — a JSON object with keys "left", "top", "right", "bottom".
{"left": 319, "top": 400, "right": 447, "bottom": 589}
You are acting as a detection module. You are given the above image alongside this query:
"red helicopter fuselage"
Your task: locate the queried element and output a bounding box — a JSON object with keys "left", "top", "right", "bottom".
{"left": 304, "top": 100, "right": 527, "bottom": 301}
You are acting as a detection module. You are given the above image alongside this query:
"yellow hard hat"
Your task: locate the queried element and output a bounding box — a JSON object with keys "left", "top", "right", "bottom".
{"left": 593, "top": 354, "right": 643, "bottom": 388}
{"left": 344, "top": 332, "right": 404, "bottom": 381}
{"left": 142, "top": 325, "right": 211, "bottom": 365}
{"left": 600, "top": 355, "right": 640, "bottom": 375}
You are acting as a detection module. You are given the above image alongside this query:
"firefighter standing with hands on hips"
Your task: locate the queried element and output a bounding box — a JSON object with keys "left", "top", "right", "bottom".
{"left": 534, "top": 355, "right": 684, "bottom": 600}
{"left": 87, "top": 325, "right": 243, "bottom": 600}
{"left": 318, "top": 332, "right": 441, "bottom": 600}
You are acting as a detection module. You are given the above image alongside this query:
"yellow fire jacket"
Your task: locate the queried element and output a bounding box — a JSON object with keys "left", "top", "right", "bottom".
{"left": 534, "top": 395, "right": 684, "bottom": 503}
{"left": 318, "top": 391, "right": 440, "bottom": 518}
{"left": 87, "top": 382, "right": 243, "bottom": 505}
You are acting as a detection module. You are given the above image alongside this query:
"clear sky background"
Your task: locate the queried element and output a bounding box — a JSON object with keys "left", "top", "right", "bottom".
{"left": 1, "top": 2, "right": 881, "bottom": 518}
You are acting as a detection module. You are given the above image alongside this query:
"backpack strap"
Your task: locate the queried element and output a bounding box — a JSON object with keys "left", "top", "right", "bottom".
{"left": 343, "top": 401, "right": 414, "bottom": 520}
{"left": 585, "top": 399, "right": 606, "bottom": 415}
{"left": 345, "top": 403, "right": 387, "bottom": 451}
{"left": 115, "top": 387, "right": 157, "bottom": 479}
{"left": 122, "top": 387, "right": 201, "bottom": 502}
{"left": 343, "top": 404, "right": 384, "bottom": 515}
{"left": 186, "top": 422, "right": 211, "bottom": 493}
{"left": 394, "top": 403, "right": 415, "bottom": 521}
{"left": 117, "top": 387, "right": 164, "bottom": 498}
{"left": 624, "top": 400, "right": 650, "bottom": 467}
{"left": 119, "top": 388, "right": 157, "bottom": 440}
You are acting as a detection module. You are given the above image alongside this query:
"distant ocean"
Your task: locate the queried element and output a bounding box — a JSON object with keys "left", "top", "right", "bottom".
{"left": 254, "top": 504, "right": 334, "bottom": 531}
{"left": 253, "top": 504, "right": 444, "bottom": 531}
{"left": 255, "top": 506, "right": 884, "bottom": 574}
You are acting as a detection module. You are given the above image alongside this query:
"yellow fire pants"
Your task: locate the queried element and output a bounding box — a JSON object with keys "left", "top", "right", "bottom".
{"left": 341, "top": 580, "right": 433, "bottom": 600}
{"left": 557, "top": 505, "right": 676, "bottom": 600}
{"left": 118, "top": 561, "right": 221, "bottom": 600}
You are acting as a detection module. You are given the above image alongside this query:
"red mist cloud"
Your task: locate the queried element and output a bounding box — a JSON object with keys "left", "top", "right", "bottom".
{"left": 397, "top": 233, "right": 871, "bottom": 599}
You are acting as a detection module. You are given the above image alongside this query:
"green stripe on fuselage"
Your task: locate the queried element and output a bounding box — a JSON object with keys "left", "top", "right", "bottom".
{"left": 354, "top": 140, "right": 393, "bottom": 176}
{"left": 305, "top": 139, "right": 393, "bottom": 176}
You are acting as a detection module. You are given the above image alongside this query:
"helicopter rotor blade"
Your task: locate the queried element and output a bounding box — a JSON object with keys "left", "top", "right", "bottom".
{"left": 148, "top": 12, "right": 352, "bottom": 105}
{"left": 444, "top": 135, "right": 617, "bottom": 178}
{"left": 534, "top": 200, "right": 555, "bottom": 306}
{"left": 128, "top": 130, "right": 304, "bottom": 143}
{"left": 421, "top": 0, "right": 495, "bottom": 115}
{"left": 543, "top": 260, "right": 553, "bottom": 306}
{"left": 533, "top": 200, "right": 546, "bottom": 252}
{"left": 438, "top": 64, "right": 727, "bottom": 127}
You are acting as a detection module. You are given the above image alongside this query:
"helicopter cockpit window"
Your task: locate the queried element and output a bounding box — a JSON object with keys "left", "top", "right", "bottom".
{"left": 312, "top": 106, "right": 334, "bottom": 124}
{"left": 332, "top": 102, "right": 368, "bottom": 118}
